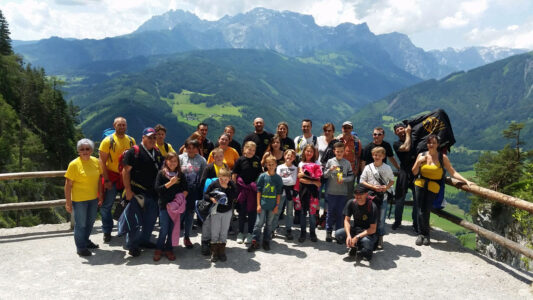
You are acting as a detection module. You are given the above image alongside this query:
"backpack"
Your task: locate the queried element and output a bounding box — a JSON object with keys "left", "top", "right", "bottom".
{"left": 296, "top": 135, "right": 318, "bottom": 154}
{"left": 102, "top": 129, "right": 135, "bottom": 163}
{"left": 419, "top": 151, "right": 447, "bottom": 209}
{"left": 118, "top": 145, "right": 140, "bottom": 174}
{"left": 351, "top": 131, "right": 360, "bottom": 157}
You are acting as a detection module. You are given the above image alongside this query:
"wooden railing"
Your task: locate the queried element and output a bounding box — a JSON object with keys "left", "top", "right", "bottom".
{"left": 0, "top": 170, "right": 532, "bottom": 259}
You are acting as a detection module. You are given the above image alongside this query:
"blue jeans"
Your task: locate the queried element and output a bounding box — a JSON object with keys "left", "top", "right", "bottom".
{"left": 326, "top": 194, "right": 346, "bottom": 232}
{"left": 101, "top": 182, "right": 119, "bottom": 234}
{"left": 181, "top": 209, "right": 194, "bottom": 238}
{"left": 156, "top": 209, "right": 174, "bottom": 250}
{"left": 377, "top": 195, "right": 389, "bottom": 236}
{"left": 126, "top": 193, "right": 158, "bottom": 249}
{"left": 72, "top": 199, "right": 98, "bottom": 251}
{"left": 335, "top": 227, "right": 377, "bottom": 257}
{"left": 300, "top": 207, "right": 316, "bottom": 236}
{"left": 252, "top": 209, "right": 276, "bottom": 243}
{"left": 271, "top": 192, "right": 294, "bottom": 233}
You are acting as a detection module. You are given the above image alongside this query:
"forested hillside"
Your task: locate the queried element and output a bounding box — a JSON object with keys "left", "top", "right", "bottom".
{"left": 0, "top": 10, "right": 81, "bottom": 227}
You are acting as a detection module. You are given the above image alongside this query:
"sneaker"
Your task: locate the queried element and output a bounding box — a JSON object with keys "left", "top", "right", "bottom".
{"left": 140, "top": 241, "right": 157, "bottom": 249}
{"left": 77, "top": 249, "right": 92, "bottom": 257}
{"left": 165, "top": 250, "right": 176, "bottom": 261}
{"left": 310, "top": 233, "right": 318, "bottom": 242}
{"left": 415, "top": 235, "right": 424, "bottom": 246}
{"left": 184, "top": 237, "right": 193, "bottom": 249}
{"left": 247, "top": 240, "right": 259, "bottom": 252}
{"left": 245, "top": 233, "right": 253, "bottom": 244}
{"left": 298, "top": 233, "right": 306, "bottom": 243}
{"left": 423, "top": 236, "right": 431, "bottom": 246}
{"left": 326, "top": 231, "right": 333, "bottom": 242}
{"left": 348, "top": 247, "right": 357, "bottom": 257}
{"left": 236, "top": 232, "right": 245, "bottom": 244}
{"left": 103, "top": 233, "right": 111, "bottom": 243}
{"left": 128, "top": 248, "right": 141, "bottom": 257}
{"left": 87, "top": 241, "right": 99, "bottom": 249}
{"left": 262, "top": 241, "right": 271, "bottom": 251}
{"left": 153, "top": 250, "right": 162, "bottom": 262}
{"left": 391, "top": 222, "right": 400, "bottom": 230}
{"left": 286, "top": 231, "right": 293, "bottom": 241}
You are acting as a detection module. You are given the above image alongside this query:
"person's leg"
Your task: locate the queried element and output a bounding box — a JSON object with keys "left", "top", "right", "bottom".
{"left": 359, "top": 235, "right": 377, "bottom": 260}
{"left": 100, "top": 183, "right": 117, "bottom": 235}
{"left": 72, "top": 200, "right": 89, "bottom": 251}
{"left": 84, "top": 199, "right": 98, "bottom": 245}
{"left": 410, "top": 185, "right": 418, "bottom": 231}
{"left": 334, "top": 228, "right": 347, "bottom": 244}
{"left": 379, "top": 197, "right": 387, "bottom": 236}
{"left": 285, "top": 198, "right": 294, "bottom": 234}
{"left": 238, "top": 203, "right": 247, "bottom": 234}
{"left": 394, "top": 191, "right": 406, "bottom": 226}
{"left": 326, "top": 194, "right": 336, "bottom": 232}
{"left": 247, "top": 209, "right": 257, "bottom": 235}
{"left": 309, "top": 208, "right": 317, "bottom": 237}
{"left": 156, "top": 209, "right": 170, "bottom": 250}
{"left": 210, "top": 213, "right": 222, "bottom": 243}
{"left": 202, "top": 214, "right": 212, "bottom": 242}
{"left": 252, "top": 210, "right": 266, "bottom": 242}
{"left": 140, "top": 194, "right": 158, "bottom": 244}
{"left": 218, "top": 211, "right": 232, "bottom": 244}
{"left": 264, "top": 210, "right": 275, "bottom": 243}
{"left": 299, "top": 208, "right": 307, "bottom": 237}
{"left": 182, "top": 209, "right": 194, "bottom": 238}
{"left": 271, "top": 193, "right": 286, "bottom": 233}
{"left": 334, "top": 196, "right": 346, "bottom": 231}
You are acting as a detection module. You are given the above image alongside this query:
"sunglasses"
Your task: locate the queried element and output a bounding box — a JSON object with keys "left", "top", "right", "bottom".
{"left": 79, "top": 148, "right": 91, "bottom": 152}
{"left": 373, "top": 133, "right": 383, "bottom": 136}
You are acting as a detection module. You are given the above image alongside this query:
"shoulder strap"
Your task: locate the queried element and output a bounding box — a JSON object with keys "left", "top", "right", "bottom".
{"left": 165, "top": 142, "right": 169, "bottom": 153}
{"left": 312, "top": 135, "right": 317, "bottom": 146}
{"left": 108, "top": 135, "right": 115, "bottom": 162}
{"left": 128, "top": 136, "right": 134, "bottom": 147}
{"left": 370, "top": 164, "right": 387, "bottom": 185}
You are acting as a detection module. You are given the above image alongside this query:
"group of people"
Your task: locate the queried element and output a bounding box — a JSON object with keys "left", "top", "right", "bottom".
{"left": 64, "top": 116, "right": 474, "bottom": 262}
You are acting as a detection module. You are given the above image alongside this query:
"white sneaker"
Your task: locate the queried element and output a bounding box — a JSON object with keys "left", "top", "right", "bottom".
{"left": 245, "top": 233, "right": 253, "bottom": 244}
{"left": 236, "top": 232, "right": 245, "bottom": 244}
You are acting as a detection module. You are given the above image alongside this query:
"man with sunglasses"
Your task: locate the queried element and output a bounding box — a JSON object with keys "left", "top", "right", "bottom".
{"left": 361, "top": 127, "right": 400, "bottom": 172}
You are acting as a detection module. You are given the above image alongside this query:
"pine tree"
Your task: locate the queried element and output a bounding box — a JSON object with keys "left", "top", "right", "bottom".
{"left": 0, "top": 10, "right": 13, "bottom": 55}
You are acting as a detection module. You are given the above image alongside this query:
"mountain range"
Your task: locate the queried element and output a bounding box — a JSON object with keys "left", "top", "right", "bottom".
{"left": 14, "top": 8, "right": 526, "bottom": 79}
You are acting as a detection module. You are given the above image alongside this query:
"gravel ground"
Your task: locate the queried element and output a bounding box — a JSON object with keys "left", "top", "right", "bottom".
{"left": 0, "top": 220, "right": 531, "bottom": 299}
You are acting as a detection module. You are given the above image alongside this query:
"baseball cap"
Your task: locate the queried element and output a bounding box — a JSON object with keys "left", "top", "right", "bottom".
{"left": 143, "top": 127, "right": 156, "bottom": 136}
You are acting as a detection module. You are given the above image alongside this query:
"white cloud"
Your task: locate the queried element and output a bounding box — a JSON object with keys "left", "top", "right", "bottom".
{"left": 439, "top": 12, "right": 469, "bottom": 29}
{"left": 467, "top": 22, "right": 533, "bottom": 49}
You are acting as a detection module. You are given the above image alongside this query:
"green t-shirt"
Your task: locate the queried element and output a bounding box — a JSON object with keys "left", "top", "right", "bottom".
{"left": 256, "top": 172, "right": 283, "bottom": 211}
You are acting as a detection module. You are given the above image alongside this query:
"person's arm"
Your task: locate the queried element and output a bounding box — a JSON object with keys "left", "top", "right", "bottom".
{"left": 64, "top": 178, "right": 73, "bottom": 214}
{"left": 412, "top": 153, "right": 426, "bottom": 176}
{"left": 343, "top": 162, "right": 354, "bottom": 183}
{"left": 99, "top": 151, "right": 112, "bottom": 190}
{"left": 273, "top": 194, "right": 280, "bottom": 214}
{"left": 388, "top": 156, "right": 400, "bottom": 170}
{"left": 256, "top": 192, "right": 262, "bottom": 213}
{"left": 354, "top": 223, "right": 377, "bottom": 242}
{"left": 344, "top": 216, "right": 353, "bottom": 248}
{"left": 397, "top": 125, "right": 412, "bottom": 152}
{"left": 122, "top": 165, "right": 134, "bottom": 200}
{"left": 443, "top": 155, "right": 474, "bottom": 186}
{"left": 323, "top": 160, "right": 333, "bottom": 177}
{"left": 97, "top": 175, "right": 104, "bottom": 206}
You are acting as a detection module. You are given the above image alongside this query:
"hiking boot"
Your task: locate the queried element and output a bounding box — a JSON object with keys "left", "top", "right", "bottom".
{"left": 153, "top": 250, "right": 162, "bottom": 262}
{"left": 310, "top": 233, "right": 318, "bottom": 242}
{"left": 201, "top": 240, "right": 211, "bottom": 256}
{"left": 87, "top": 240, "right": 99, "bottom": 249}
{"left": 140, "top": 241, "right": 156, "bottom": 249}
{"left": 298, "top": 233, "right": 306, "bottom": 243}
{"left": 286, "top": 230, "right": 293, "bottom": 241}
{"left": 103, "top": 233, "right": 111, "bottom": 243}
{"left": 184, "top": 237, "right": 193, "bottom": 249}
{"left": 247, "top": 240, "right": 259, "bottom": 252}
{"left": 236, "top": 232, "right": 245, "bottom": 244}
{"left": 128, "top": 248, "right": 141, "bottom": 257}
{"left": 377, "top": 236, "right": 384, "bottom": 250}
{"left": 348, "top": 247, "right": 357, "bottom": 257}
{"left": 423, "top": 236, "right": 431, "bottom": 246}
{"left": 326, "top": 231, "right": 333, "bottom": 242}
{"left": 245, "top": 233, "right": 253, "bottom": 244}
{"left": 218, "top": 243, "right": 227, "bottom": 262}
{"left": 262, "top": 241, "right": 271, "bottom": 251}
{"left": 77, "top": 249, "right": 92, "bottom": 257}
{"left": 362, "top": 251, "right": 373, "bottom": 261}
{"left": 210, "top": 244, "right": 218, "bottom": 262}
{"left": 391, "top": 222, "right": 400, "bottom": 230}
{"left": 415, "top": 235, "right": 424, "bottom": 246}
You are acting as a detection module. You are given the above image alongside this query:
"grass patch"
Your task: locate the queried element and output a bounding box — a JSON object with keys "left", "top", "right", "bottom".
{"left": 162, "top": 91, "right": 243, "bottom": 126}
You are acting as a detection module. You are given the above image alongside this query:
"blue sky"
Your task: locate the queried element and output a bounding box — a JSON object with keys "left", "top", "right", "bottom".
{"left": 1, "top": 0, "right": 532, "bottom": 50}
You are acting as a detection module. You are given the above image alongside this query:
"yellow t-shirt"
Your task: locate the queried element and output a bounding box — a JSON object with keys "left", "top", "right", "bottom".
{"left": 207, "top": 147, "right": 240, "bottom": 169}
{"left": 98, "top": 133, "right": 136, "bottom": 173}
{"left": 65, "top": 156, "right": 103, "bottom": 202}
{"left": 156, "top": 142, "right": 176, "bottom": 157}
{"left": 415, "top": 163, "right": 444, "bottom": 194}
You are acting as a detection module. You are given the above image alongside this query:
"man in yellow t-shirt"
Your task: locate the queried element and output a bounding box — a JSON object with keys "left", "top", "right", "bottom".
{"left": 98, "top": 117, "right": 136, "bottom": 242}
{"left": 154, "top": 124, "right": 176, "bottom": 157}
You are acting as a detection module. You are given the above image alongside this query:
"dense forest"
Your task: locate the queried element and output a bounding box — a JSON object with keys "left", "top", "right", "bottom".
{"left": 0, "top": 10, "right": 81, "bottom": 227}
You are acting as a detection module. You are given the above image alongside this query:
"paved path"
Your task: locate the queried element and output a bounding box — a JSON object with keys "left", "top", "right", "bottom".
{"left": 0, "top": 220, "right": 531, "bottom": 299}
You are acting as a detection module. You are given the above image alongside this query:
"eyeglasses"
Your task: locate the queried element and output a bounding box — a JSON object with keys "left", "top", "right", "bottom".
{"left": 373, "top": 133, "right": 383, "bottom": 136}
{"left": 79, "top": 148, "right": 91, "bottom": 152}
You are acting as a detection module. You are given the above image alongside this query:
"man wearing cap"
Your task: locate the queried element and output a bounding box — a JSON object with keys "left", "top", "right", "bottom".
{"left": 336, "top": 121, "right": 362, "bottom": 196}
{"left": 122, "top": 127, "right": 164, "bottom": 257}
{"left": 98, "top": 117, "right": 136, "bottom": 243}
{"left": 392, "top": 124, "right": 417, "bottom": 231}
{"left": 335, "top": 184, "right": 378, "bottom": 261}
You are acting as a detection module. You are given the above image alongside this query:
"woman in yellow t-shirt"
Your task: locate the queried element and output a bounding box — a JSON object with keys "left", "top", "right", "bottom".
{"left": 412, "top": 134, "right": 474, "bottom": 246}
{"left": 64, "top": 138, "right": 103, "bottom": 256}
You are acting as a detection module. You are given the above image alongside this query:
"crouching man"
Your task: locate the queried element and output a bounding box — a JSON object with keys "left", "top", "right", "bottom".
{"left": 335, "top": 183, "right": 377, "bottom": 261}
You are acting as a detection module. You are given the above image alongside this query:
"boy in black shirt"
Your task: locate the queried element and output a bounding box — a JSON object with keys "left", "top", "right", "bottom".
{"left": 335, "top": 184, "right": 378, "bottom": 261}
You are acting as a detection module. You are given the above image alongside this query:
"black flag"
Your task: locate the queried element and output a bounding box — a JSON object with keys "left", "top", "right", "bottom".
{"left": 405, "top": 109, "right": 456, "bottom": 155}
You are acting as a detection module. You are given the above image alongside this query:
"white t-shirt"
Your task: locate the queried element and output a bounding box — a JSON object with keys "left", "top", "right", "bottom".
{"left": 276, "top": 164, "right": 298, "bottom": 186}
{"left": 317, "top": 135, "right": 328, "bottom": 163}
{"left": 294, "top": 135, "right": 317, "bottom": 156}
{"left": 360, "top": 162, "right": 395, "bottom": 193}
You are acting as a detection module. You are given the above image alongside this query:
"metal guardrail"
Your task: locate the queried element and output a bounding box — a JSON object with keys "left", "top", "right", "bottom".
{"left": 0, "top": 171, "right": 532, "bottom": 259}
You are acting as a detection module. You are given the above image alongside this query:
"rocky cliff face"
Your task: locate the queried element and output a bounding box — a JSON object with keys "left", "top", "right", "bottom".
{"left": 475, "top": 203, "right": 531, "bottom": 271}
